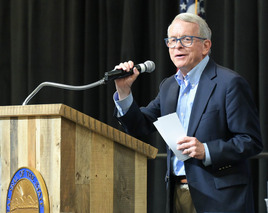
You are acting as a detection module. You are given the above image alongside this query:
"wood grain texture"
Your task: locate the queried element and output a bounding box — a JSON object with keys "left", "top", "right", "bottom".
{"left": 27, "top": 117, "right": 36, "bottom": 168}
{"left": 0, "top": 104, "right": 158, "bottom": 159}
{"left": 18, "top": 118, "right": 28, "bottom": 168}
{"left": 75, "top": 125, "right": 91, "bottom": 185}
{"left": 37, "top": 116, "right": 62, "bottom": 213}
{"left": 0, "top": 104, "right": 155, "bottom": 213}
{"left": 89, "top": 132, "right": 114, "bottom": 212}
{"left": 113, "top": 143, "right": 135, "bottom": 213}
{"left": 134, "top": 152, "right": 147, "bottom": 213}
{"left": 9, "top": 118, "right": 18, "bottom": 176}
{"left": 60, "top": 118, "right": 76, "bottom": 212}
{"left": 0, "top": 118, "right": 10, "bottom": 213}
{"left": 75, "top": 125, "right": 92, "bottom": 213}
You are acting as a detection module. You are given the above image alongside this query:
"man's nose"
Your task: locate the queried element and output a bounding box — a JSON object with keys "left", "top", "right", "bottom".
{"left": 174, "top": 40, "right": 183, "bottom": 48}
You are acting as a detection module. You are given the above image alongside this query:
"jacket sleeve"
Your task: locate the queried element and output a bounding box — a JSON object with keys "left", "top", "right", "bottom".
{"left": 114, "top": 96, "right": 160, "bottom": 138}
{"left": 113, "top": 78, "right": 173, "bottom": 138}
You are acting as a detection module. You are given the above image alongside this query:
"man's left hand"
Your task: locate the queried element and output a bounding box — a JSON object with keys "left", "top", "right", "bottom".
{"left": 177, "top": 136, "right": 205, "bottom": 160}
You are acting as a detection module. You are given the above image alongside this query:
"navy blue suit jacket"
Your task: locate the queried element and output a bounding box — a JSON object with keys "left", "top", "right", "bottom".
{"left": 116, "top": 59, "right": 263, "bottom": 213}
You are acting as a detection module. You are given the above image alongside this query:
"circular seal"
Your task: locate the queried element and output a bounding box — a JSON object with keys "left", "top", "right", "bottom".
{"left": 6, "top": 167, "right": 49, "bottom": 213}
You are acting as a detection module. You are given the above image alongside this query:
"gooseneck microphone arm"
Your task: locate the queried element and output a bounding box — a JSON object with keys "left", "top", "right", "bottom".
{"left": 22, "top": 79, "right": 106, "bottom": 105}
{"left": 22, "top": 60, "right": 155, "bottom": 105}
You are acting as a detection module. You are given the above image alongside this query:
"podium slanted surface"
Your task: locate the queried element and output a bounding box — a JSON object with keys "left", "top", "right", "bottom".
{"left": 0, "top": 104, "right": 158, "bottom": 213}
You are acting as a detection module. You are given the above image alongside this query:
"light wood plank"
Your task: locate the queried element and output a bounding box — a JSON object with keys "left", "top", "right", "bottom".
{"left": 60, "top": 118, "right": 76, "bottom": 212}
{"left": 28, "top": 117, "right": 36, "bottom": 168}
{"left": 90, "top": 132, "right": 114, "bottom": 213}
{"left": 38, "top": 117, "right": 61, "bottom": 213}
{"left": 17, "top": 117, "right": 28, "bottom": 168}
{"left": 75, "top": 125, "right": 92, "bottom": 212}
{"left": 0, "top": 118, "right": 10, "bottom": 213}
{"left": 135, "top": 153, "right": 147, "bottom": 213}
{"left": 10, "top": 118, "right": 18, "bottom": 176}
{"left": 75, "top": 125, "right": 91, "bottom": 185}
{"left": 75, "top": 184, "right": 91, "bottom": 212}
{"left": 35, "top": 117, "right": 41, "bottom": 171}
{"left": 113, "top": 143, "right": 135, "bottom": 213}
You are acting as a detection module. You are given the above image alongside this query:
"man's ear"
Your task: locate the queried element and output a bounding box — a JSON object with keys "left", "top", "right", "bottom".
{"left": 202, "top": 40, "right": 212, "bottom": 55}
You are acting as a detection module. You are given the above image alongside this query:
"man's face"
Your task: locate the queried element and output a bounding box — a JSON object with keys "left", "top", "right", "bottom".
{"left": 168, "top": 20, "right": 211, "bottom": 75}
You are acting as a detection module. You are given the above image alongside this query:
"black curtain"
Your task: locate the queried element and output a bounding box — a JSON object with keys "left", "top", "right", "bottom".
{"left": 0, "top": 0, "right": 267, "bottom": 212}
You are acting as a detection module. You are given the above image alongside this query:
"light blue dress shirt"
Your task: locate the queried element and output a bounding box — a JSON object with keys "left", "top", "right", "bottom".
{"left": 114, "top": 56, "right": 212, "bottom": 176}
{"left": 172, "top": 55, "right": 211, "bottom": 176}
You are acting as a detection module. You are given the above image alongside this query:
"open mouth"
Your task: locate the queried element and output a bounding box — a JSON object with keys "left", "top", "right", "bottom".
{"left": 175, "top": 54, "right": 186, "bottom": 58}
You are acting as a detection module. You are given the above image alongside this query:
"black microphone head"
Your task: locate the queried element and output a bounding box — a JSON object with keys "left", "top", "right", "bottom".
{"left": 144, "top": 60, "right": 155, "bottom": 73}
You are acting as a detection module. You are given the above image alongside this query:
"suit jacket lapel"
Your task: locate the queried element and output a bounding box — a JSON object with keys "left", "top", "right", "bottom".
{"left": 187, "top": 59, "right": 217, "bottom": 136}
{"left": 163, "top": 78, "right": 180, "bottom": 115}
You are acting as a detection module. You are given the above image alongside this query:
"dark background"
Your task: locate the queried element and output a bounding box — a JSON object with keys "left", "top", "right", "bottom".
{"left": 0, "top": 0, "right": 267, "bottom": 212}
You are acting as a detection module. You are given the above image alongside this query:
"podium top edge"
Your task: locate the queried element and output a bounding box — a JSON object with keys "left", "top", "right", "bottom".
{"left": 0, "top": 103, "right": 65, "bottom": 117}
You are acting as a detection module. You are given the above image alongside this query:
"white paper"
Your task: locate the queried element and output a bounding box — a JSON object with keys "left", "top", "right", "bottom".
{"left": 153, "top": 112, "right": 191, "bottom": 161}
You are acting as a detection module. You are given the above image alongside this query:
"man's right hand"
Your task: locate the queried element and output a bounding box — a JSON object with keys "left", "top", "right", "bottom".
{"left": 114, "top": 60, "right": 140, "bottom": 100}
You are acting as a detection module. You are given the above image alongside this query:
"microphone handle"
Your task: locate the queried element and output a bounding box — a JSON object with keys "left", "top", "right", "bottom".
{"left": 104, "top": 69, "right": 133, "bottom": 81}
{"left": 104, "top": 64, "right": 141, "bottom": 82}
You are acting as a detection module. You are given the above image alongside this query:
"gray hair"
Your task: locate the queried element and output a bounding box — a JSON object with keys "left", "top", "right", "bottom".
{"left": 167, "top": 13, "right": 212, "bottom": 40}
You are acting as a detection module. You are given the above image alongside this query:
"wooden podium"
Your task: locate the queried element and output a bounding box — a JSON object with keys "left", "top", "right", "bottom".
{"left": 0, "top": 104, "right": 158, "bottom": 212}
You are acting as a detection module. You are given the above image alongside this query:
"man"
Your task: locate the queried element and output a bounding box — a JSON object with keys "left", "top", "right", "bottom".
{"left": 113, "top": 13, "right": 263, "bottom": 213}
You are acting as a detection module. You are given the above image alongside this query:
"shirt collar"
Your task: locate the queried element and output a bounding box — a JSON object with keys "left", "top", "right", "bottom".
{"left": 175, "top": 55, "right": 210, "bottom": 87}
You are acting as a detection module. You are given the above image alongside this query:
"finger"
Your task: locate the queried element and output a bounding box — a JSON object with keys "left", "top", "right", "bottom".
{"left": 128, "top": 60, "right": 134, "bottom": 68}
{"left": 177, "top": 139, "right": 193, "bottom": 149}
{"left": 123, "top": 61, "right": 135, "bottom": 71}
{"left": 177, "top": 143, "right": 188, "bottom": 150}
{"left": 114, "top": 64, "right": 122, "bottom": 70}
{"left": 114, "top": 62, "right": 126, "bottom": 71}
{"left": 177, "top": 136, "right": 191, "bottom": 144}
{"left": 132, "top": 67, "right": 140, "bottom": 75}
{"left": 182, "top": 148, "right": 191, "bottom": 155}
{"left": 123, "top": 62, "right": 131, "bottom": 70}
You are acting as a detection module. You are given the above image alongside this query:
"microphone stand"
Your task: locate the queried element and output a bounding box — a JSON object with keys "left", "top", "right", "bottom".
{"left": 21, "top": 61, "right": 154, "bottom": 105}
{"left": 22, "top": 78, "right": 106, "bottom": 105}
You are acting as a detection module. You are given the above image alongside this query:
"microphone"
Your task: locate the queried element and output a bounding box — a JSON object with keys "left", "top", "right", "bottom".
{"left": 104, "top": 60, "right": 155, "bottom": 82}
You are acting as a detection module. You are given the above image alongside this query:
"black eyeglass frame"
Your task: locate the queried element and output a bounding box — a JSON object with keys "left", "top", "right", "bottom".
{"left": 164, "top": 35, "right": 207, "bottom": 48}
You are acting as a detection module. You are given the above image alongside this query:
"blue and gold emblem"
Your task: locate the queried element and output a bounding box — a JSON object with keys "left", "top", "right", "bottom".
{"left": 6, "top": 167, "right": 49, "bottom": 213}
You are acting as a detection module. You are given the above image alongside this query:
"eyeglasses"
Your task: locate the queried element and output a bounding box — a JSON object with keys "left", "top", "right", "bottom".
{"left": 164, "top": 35, "right": 207, "bottom": 48}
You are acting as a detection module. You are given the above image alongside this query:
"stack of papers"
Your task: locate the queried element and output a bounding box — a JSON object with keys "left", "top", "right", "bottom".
{"left": 153, "top": 112, "right": 191, "bottom": 161}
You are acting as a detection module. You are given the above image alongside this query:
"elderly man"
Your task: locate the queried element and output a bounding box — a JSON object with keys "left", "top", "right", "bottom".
{"left": 113, "top": 13, "right": 263, "bottom": 213}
